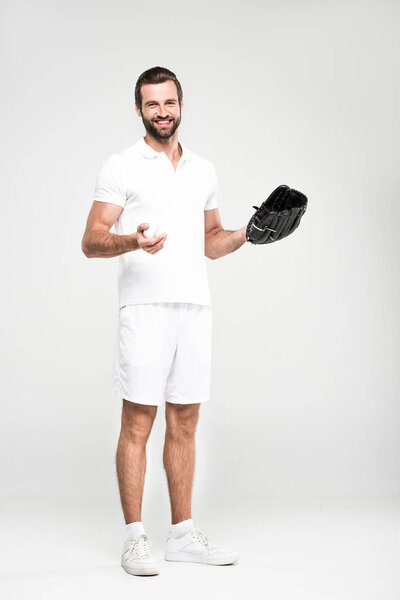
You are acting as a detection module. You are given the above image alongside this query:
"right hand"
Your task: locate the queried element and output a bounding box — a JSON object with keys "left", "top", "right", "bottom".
{"left": 136, "top": 223, "right": 167, "bottom": 255}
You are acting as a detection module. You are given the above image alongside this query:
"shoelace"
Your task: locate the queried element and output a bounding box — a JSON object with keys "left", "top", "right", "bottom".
{"left": 192, "top": 528, "right": 218, "bottom": 551}
{"left": 126, "top": 534, "right": 151, "bottom": 559}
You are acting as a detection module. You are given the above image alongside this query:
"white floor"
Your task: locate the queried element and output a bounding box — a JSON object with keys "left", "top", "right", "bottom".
{"left": 1, "top": 497, "right": 399, "bottom": 600}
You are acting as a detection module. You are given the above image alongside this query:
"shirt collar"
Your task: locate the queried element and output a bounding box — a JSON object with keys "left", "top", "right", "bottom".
{"left": 138, "top": 137, "right": 193, "bottom": 163}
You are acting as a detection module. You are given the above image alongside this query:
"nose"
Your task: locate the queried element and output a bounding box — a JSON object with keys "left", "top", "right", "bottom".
{"left": 156, "top": 104, "right": 172, "bottom": 118}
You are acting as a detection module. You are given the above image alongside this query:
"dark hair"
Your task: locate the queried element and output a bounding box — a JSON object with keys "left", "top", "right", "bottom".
{"left": 135, "top": 66, "right": 183, "bottom": 111}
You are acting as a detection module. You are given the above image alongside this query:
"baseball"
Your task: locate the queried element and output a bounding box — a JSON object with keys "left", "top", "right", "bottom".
{"left": 143, "top": 223, "right": 160, "bottom": 239}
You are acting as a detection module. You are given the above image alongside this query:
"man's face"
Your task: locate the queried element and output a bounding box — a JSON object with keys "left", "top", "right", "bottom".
{"left": 136, "top": 80, "right": 183, "bottom": 140}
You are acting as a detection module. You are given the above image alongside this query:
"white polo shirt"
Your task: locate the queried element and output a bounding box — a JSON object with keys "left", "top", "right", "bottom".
{"left": 93, "top": 137, "right": 218, "bottom": 309}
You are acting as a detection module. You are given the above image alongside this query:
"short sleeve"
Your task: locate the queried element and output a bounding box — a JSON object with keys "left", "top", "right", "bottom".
{"left": 204, "top": 163, "right": 218, "bottom": 211}
{"left": 93, "top": 155, "right": 126, "bottom": 208}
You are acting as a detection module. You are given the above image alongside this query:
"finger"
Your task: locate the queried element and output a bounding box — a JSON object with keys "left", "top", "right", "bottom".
{"left": 147, "top": 245, "right": 162, "bottom": 254}
{"left": 146, "top": 232, "right": 166, "bottom": 246}
{"left": 145, "top": 236, "right": 166, "bottom": 253}
{"left": 146, "top": 241, "right": 165, "bottom": 254}
{"left": 144, "top": 233, "right": 167, "bottom": 249}
{"left": 138, "top": 232, "right": 163, "bottom": 248}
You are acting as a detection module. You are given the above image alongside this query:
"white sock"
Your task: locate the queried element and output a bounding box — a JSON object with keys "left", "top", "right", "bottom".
{"left": 169, "top": 518, "right": 196, "bottom": 539}
{"left": 126, "top": 521, "right": 146, "bottom": 541}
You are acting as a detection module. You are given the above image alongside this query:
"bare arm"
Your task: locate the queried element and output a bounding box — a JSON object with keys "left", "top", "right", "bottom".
{"left": 204, "top": 208, "right": 247, "bottom": 260}
{"left": 81, "top": 201, "right": 167, "bottom": 258}
{"left": 83, "top": 230, "right": 138, "bottom": 258}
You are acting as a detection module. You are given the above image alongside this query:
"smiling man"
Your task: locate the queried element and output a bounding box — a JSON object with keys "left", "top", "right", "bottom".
{"left": 81, "top": 66, "right": 246, "bottom": 576}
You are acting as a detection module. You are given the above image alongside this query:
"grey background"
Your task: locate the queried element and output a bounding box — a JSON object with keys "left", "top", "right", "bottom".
{"left": 1, "top": 0, "right": 399, "bottom": 597}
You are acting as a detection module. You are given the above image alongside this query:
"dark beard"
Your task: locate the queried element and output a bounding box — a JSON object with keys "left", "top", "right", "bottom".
{"left": 142, "top": 113, "right": 181, "bottom": 140}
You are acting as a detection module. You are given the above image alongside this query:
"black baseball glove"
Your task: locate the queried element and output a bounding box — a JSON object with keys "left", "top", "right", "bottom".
{"left": 246, "top": 185, "right": 308, "bottom": 244}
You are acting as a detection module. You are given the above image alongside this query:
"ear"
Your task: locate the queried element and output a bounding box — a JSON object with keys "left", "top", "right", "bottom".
{"left": 135, "top": 105, "right": 142, "bottom": 118}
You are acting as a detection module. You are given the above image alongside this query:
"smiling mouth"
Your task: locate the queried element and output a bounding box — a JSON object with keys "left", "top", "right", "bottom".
{"left": 155, "top": 120, "right": 173, "bottom": 126}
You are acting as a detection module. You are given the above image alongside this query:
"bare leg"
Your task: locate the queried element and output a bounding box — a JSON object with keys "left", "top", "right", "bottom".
{"left": 116, "top": 399, "right": 157, "bottom": 524}
{"left": 163, "top": 402, "right": 200, "bottom": 525}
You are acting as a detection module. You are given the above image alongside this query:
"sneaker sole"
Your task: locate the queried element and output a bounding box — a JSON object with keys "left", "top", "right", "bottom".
{"left": 164, "top": 551, "right": 238, "bottom": 566}
{"left": 121, "top": 562, "right": 160, "bottom": 576}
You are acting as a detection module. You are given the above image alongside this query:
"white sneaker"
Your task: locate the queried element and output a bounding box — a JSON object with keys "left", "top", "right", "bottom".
{"left": 121, "top": 534, "right": 160, "bottom": 576}
{"left": 164, "top": 528, "right": 239, "bottom": 566}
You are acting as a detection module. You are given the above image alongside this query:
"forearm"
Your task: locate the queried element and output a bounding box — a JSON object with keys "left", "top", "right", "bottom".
{"left": 205, "top": 226, "right": 247, "bottom": 260}
{"left": 82, "top": 230, "right": 139, "bottom": 258}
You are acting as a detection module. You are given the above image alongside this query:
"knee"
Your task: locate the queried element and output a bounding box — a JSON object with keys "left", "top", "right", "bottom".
{"left": 165, "top": 404, "right": 200, "bottom": 439}
{"left": 121, "top": 400, "right": 157, "bottom": 444}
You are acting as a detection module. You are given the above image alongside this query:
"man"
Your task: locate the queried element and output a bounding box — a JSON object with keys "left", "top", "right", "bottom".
{"left": 81, "top": 66, "right": 247, "bottom": 576}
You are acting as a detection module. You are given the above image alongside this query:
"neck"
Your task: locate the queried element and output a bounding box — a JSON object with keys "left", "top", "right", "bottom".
{"left": 143, "top": 133, "right": 181, "bottom": 159}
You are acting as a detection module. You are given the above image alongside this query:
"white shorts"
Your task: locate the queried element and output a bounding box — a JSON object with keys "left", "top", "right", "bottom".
{"left": 111, "top": 303, "right": 212, "bottom": 406}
